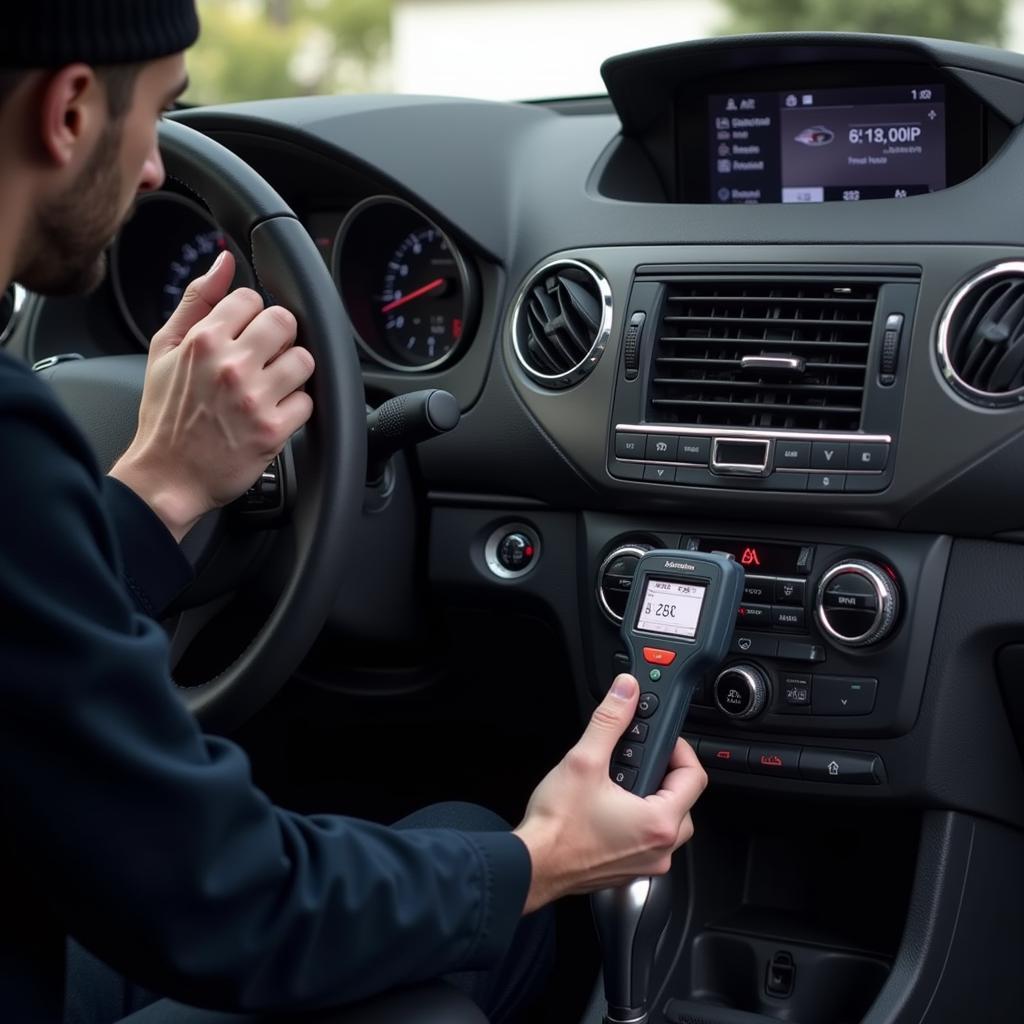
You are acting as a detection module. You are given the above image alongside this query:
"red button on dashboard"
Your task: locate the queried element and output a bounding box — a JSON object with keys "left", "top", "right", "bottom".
{"left": 642, "top": 647, "right": 676, "bottom": 665}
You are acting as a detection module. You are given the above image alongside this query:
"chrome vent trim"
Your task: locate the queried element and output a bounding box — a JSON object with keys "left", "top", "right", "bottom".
{"left": 936, "top": 261, "right": 1024, "bottom": 408}
{"left": 648, "top": 277, "right": 879, "bottom": 431}
{"left": 511, "top": 258, "right": 612, "bottom": 389}
{"left": 0, "top": 285, "right": 26, "bottom": 345}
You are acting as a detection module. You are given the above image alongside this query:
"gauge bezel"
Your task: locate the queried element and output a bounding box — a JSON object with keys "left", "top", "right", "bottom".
{"left": 0, "top": 285, "right": 26, "bottom": 346}
{"left": 332, "top": 194, "right": 477, "bottom": 373}
{"left": 111, "top": 191, "right": 254, "bottom": 349}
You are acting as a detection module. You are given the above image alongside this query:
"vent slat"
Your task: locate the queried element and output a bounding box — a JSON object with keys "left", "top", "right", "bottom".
{"left": 648, "top": 278, "right": 877, "bottom": 430}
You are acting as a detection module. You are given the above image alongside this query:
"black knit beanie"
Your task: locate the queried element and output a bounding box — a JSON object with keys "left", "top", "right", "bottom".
{"left": 2, "top": 1, "right": 200, "bottom": 68}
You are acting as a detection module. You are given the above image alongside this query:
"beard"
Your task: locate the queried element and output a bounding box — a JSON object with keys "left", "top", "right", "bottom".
{"left": 15, "top": 119, "right": 128, "bottom": 297}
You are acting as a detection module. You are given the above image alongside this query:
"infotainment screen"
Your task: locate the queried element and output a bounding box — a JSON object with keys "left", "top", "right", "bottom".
{"left": 707, "top": 84, "right": 946, "bottom": 204}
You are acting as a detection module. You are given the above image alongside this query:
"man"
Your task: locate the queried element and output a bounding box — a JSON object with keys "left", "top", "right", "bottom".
{"left": 0, "top": 3, "right": 708, "bottom": 1022}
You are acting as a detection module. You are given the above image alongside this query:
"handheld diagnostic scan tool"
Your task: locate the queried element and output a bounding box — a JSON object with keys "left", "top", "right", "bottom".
{"left": 612, "top": 550, "right": 745, "bottom": 795}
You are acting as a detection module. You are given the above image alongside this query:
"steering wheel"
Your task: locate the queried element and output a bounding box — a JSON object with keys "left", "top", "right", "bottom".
{"left": 42, "top": 119, "right": 366, "bottom": 733}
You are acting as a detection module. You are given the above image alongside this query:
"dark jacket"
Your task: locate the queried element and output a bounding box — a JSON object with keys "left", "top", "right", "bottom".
{"left": 0, "top": 350, "right": 530, "bottom": 1020}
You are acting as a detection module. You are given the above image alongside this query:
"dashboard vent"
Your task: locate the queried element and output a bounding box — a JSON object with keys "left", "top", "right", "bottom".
{"left": 648, "top": 278, "right": 879, "bottom": 431}
{"left": 937, "top": 262, "right": 1024, "bottom": 408}
{"left": 512, "top": 259, "right": 612, "bottom": 389}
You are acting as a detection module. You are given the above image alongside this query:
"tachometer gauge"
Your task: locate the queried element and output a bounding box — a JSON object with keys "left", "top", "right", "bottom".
{"left": 111, "top": 192, "right": 256, "bottom": 348}
{"left": 333, "top": 196, "right": 477, "bottom": 372}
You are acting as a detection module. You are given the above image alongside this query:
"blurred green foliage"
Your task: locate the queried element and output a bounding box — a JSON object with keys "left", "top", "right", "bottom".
{"left": 720, "top": 0, "right": 1008, "bottom": 45}
{"left": 185, "top": 0, "right": 391, "bottom": 105}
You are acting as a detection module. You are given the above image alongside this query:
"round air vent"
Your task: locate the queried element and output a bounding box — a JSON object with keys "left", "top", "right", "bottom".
{"left": 511, "top": 258, "right": 612, "bottom": 389}
{"left": 0, "top": 285, "right": 25, "bottom": 344}
{"left": 937, "top": 261, "right": 1024, "bottom": 408}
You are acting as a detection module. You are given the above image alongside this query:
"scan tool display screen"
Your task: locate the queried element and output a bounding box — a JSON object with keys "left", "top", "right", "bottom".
{"left": 635, "top": 577, "right": 708, "bottom": 639}
{"left": 708, "top": 83, "right": 946, "bottom": 204}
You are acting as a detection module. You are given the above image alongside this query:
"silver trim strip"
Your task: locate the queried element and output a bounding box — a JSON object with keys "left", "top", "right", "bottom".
{"left": 711, "top": 437, "right": 771, "bottom": 476}
{"left": 510, "top": 258, "right": 613, "bottom": 389}
{"left": 616, "top": 424, "right": 892, "bottom": 443}
{"left": 935, "top": 260, "right": 1024, "bottom": 408}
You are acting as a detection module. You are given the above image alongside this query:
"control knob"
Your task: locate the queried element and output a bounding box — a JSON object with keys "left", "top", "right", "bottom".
{"left": 713, "top": 664, "right": 769, "bottom": 720}
{"left": 816, "top": 560, "right": 899, "bottom": 647}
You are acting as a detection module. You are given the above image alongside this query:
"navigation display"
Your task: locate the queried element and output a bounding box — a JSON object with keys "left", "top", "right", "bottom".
{"left": 708, "top": 84, "right": 946, "bottom": 204}
{"left": 635, "top": 577, "right": 707, "bottom": 639}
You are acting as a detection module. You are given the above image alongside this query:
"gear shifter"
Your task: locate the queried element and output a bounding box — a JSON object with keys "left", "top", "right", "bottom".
{"left": 592, "top": 875, "right": 673, "bottom": 1023}
{"left": 590, "top": 550, "right": 744, "bottom": 1024}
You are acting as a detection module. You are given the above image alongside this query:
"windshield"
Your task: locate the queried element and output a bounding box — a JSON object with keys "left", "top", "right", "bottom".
{"left": 185, "top": 0, "right": 1015, "bottom": 105}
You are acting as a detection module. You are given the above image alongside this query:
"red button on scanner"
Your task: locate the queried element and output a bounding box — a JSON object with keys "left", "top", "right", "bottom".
{"left": 643, "top": 647, "right": 677, "bottom": 666}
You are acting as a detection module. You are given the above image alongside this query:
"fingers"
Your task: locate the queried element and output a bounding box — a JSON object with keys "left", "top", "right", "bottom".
{"left": 152, "top": 250, "right": 236, "bottom": 352}
{"left": 236, "top": 304, "right": 299, "bottom": 368}
{"left": 648, "top": 739, "right": 707, "bottom": 818}
{"left": 273, "top": 388, "right": 314, "bottom": 441}
{"left": 572, "top": 675, "right": 639, "bottom": 763}
{"left": 261, "top": 345, "right": 316, "bottom": 404}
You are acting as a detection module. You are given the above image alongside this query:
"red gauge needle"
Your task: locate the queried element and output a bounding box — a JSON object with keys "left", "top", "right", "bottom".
{"left": 380, "top": 277, "right": 445, "bottom": 314}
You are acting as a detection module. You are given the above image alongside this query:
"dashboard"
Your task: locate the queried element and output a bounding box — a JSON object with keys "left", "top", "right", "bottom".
{"left": 8, "top": 29, "right": 1024, "bottom": 1023}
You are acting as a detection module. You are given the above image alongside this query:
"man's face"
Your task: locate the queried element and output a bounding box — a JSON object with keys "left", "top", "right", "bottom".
{"left": 16, "top": 54, "right": 188, "bottom": 296}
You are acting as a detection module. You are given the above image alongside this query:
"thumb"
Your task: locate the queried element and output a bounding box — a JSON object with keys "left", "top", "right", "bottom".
{"left": 575, "top": 674, "right": 639, "bottom": 761}
{"left": 151, "top": 249, "right": 236, "bottom": 353}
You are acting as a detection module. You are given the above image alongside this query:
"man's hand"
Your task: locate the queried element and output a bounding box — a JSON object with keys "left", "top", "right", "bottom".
{"left": 109, "top": 251, "right": 315, "bottom": 541}
{"left": 512, "top": 674, "right": 707, "bottom": 914}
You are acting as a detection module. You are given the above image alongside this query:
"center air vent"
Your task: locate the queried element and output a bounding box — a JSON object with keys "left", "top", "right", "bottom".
{"left": 648, "top": 278, "right": 879, "bottom": 431}
{"left": 512, "top": 258, "right": 612, "bottom": 389}
{"left": 937, "top": 262, "right": 1024, "bottom": 408}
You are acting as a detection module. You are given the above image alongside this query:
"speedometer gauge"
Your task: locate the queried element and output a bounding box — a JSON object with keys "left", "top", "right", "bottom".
{"left": 111, "top": 192, "right": 256, "bottom": 348}
{"left": 333, "top": 196, "right": 477, "bottom": 371}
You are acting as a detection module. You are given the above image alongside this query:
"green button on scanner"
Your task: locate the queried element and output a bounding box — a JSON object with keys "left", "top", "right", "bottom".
{"left": 649, "top": 668, "right": 662, "bottom": 681}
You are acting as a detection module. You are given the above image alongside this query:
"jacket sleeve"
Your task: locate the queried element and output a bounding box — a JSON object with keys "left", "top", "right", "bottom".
{"left": 0, "top": 364, "right": 531, "bottom": 1012}
{"left": 100, "top": 475, "right": 194, "bottom": 618}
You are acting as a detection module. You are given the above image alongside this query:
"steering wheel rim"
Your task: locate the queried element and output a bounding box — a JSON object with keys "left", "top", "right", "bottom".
{"left": 153, "top": 118, "right": 366, "bottom": 731}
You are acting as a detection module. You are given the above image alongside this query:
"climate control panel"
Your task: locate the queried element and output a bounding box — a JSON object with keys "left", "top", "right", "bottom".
{"left": 588, "top": 520, "right": 941, "bottom": 744}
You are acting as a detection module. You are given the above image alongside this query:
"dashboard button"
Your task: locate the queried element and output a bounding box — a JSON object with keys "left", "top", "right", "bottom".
{"left": 799, "top": 748, "right": 883, "bottom": 784}
{"left": 642, "top": 647, "right": 676, "bottom": 665}
{"left": 645, "top": 434, "right": 678, "bottom": 462}
{"left": 677, "top": 436, "right": 711, "bottom": 465}
{"left": 698, "top": 738, "right": 748, "bottom": 773}
{"left": 742, "top": 576, "right": 774, "bottom": 603}
{"left": 768, "top": 472, "right": 808, "bottom": 491}
{"left": 781, "top": 673, "right": 812, "bottom": 709}
{"left": 849, "top": 442, "right": 890, "bottom": 471}
{"left": 736, "top": 603, "right": 771, "bottom": 627}
{"left": 731, "top": 634, "right": 779, "bottom": 657}
{"left": 748, "top": 743, "right": 801, "bottom": 779}
{"left": 675, "top": 466, "right": 714, "bottom": 486}
{"left": 813, "top": 676, "right": 877, "bottom": 715}
{"left": 808, "top": 473, "right": 846, "bottom": 492}
{"left": 771, "top": 605, "right": 805, "bottom": 630}
{"left": 774, "top": 578, "right": 806, "bottom": 605}
{"left": 611, "top": 460, "right": 645, "bottom": 480}
{"left": 845, "top": 473, "right": 888, "bottom": 493}
{"left": 775, "top": 441, "right": 811, "bottom": 469}
{"left": 777, "top": 640, "right": 826, "bottom": 662}
{"left": 643, "top": 464, "right": 674, "bottom": 484}
{"left": 615, "top": 432, "right": 645, "bottom": 459}
{"left": 811, "top": 442, "right": 849, "bottom": 470}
